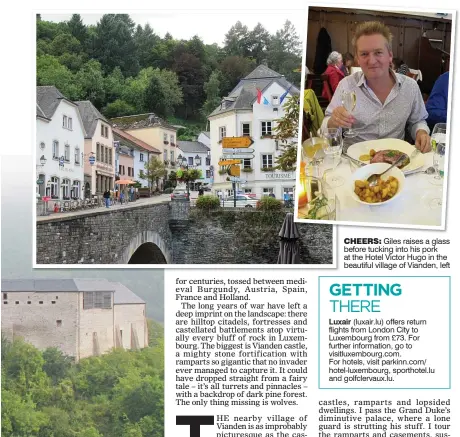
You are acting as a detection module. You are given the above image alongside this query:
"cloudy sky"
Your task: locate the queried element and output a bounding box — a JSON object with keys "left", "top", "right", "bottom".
{"left": 40, "top": 9, "right": 306, "bottom": 46}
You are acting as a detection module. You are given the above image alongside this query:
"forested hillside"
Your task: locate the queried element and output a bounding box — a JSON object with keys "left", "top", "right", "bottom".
{"left": 1, "top": 320, "right": 164, "bottom": 437}
{"left": 36, "top": 14, "right": 302, "bottom": 123}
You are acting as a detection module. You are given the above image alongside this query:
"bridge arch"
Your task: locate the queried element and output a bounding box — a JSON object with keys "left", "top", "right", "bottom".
{"left": 120, "top": 231, "right": 171, "bottom": 264}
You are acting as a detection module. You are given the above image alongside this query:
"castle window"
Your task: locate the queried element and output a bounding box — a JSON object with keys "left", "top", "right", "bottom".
{"left": 15, "top": 301, "right": 19, "bottom": 304}
{"left": 56, "top": 296, "right": 58, "bottom": 299}
{"left": 39, "top": 301, "right": 43, "bottom": 304}
{"left": 3, "top": 293, "right": 7, "bottom": 300}
{"left": 27, "top": 301, "right": 31, "bottom": 304}
{"left": 56, "top": 320, "right": 62, "bottom": 327}
{"left": 3, "top": 301, "right": 8, "bottom": 304}
{"left": 84, "top": 291, "right": 112, "bottom": 309}
{"left": 51, "top": 301, "right": 56, "bottom": 304}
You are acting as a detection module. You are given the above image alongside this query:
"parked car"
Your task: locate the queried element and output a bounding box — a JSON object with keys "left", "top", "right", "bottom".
{"left": 221, "top": 194, "right": 259, "bottom": 208}
{"left": 171, "top": 188, "right": 189, "bottom": 201}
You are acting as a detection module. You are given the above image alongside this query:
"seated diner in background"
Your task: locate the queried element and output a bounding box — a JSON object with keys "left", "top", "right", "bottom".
{"left": 322, "top": 51, "right": 345, "bottom": 98}
{"left": 426, "top": 71, "right": 449, "bottom": 130}
{"left": 392, "top": 58, "right": 409, "bottom": 75}
{"left": 322, "top": 21, "right": 431, "bottom": 153}
{"left": 340, "top": 52, "right": 355, "bottom": 76}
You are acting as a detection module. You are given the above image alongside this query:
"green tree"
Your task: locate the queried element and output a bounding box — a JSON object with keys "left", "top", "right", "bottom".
{"left": 273, "top": 95, "right": 299, "bottom": 171}
{"left": 66, "top": 14, "right": 89, "bottom": 46}
{"left": 49, "top": 33, "right": 82, "bottom": 57}
{"left": 201, "top": 70, "right": 222, "bottom": 118}
{"left": 143, "top": 69, "right": 183, "bottom": 117}
{"left": 37, "top": 55, "right": 82, "bottom": 100}
{"left": 248, "top": 23, "right": 271, "bottom": 64}
{"left": 176, "top": 168, "right": 202, "bottom": 197}
{"left": 75, "top": 59, "right": 106, "bottom": 108}
{"left": 104, "top": 66, "right": 125, "bottom": 103}
{"left": 42, "top": 348, "right": 73, "bottom": 384}
{"left": 223, "top": 21, "right": 250, "bottom": 57}
{"left": 218, "top": 55, "right": 256, "bottom": 96}
{"left": 133, "top": 23, "right": 161, "bottom": 69}
{"left": 266, "top": 20, "right": 302, "bottom": 85}
{"left": 93, "top": 14, "right": 139, "bottom": 77}
{"left": 140, "top": 157, "right": 166, "bottom": 191}
{"left": 103, "top": 99, "right": 136, "bottom": 118}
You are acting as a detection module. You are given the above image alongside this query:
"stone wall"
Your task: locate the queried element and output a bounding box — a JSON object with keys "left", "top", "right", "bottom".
{"left": 172, "top": 209, "right": 333, "bottom": 264}
{"left": 36, "top": 203, "right": 333, "bottom": 265}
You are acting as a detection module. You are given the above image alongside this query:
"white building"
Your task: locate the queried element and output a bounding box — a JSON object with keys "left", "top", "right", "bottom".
{"left": 197, "top": 131, "right": 210, "bottom": 148}
{"left": 1, "top": 279, "right": 148, "bottom": 361}
{"left": 113, "top": 127, "right": 161, "bottom": 188}
{"left": 208, "top": 65, "right": 299, "bottom": 199}
{"left": 177, "top": 140, "right": 211, "bottom": 189}
{"left": 76, "top": 101, "right": 115, "bottom": 196}
{"left": 36, "top": 86, "right": 86, "bottom": 201}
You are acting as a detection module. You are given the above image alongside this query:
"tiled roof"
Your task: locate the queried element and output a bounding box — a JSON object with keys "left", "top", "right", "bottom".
{"left": 208, "top": 65, "right": 299, "bottom": 117}
{"left": 37, "top": 86, "right": 76, "bottom": 119}
{"left": 36, "top": 103, "right": 50, "bottom": 120}
{"left": 75, "top": 101, "right": 110, "bottom": 138}
{"left": 1, "top": 279, "right": 144, "bottom": 304}
{"left": 112, "top": 127, "right": 161, "bottom": 154}
{"left": 110, "top": 113, "right": 178, "bottom": 131}
{"left": 177, "top": 141, "right": 210, "bottom": 153}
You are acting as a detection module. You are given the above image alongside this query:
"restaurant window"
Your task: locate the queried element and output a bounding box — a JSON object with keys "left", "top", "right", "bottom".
{"left": 62, "top": 178, "right": 70, "bottom": 198}
{"left": 72, "top": 180, "right": 80, "bottom": 199}
{"left": 52, "top": 140, "right": 59, "bottom": 159}
{"left": 64, "top": 144, "right": 70, "bottom": 162}
{"left": 140, "top": 153, "right": 144, "bottom": 162}
{"left": 263, "top": 187, "right": 274, "bottom": 197}
{"left": 75, "top": 147, "right": 80, "bottom": 164}
{"left": 243, "top": 158, "right": 252, "bottom": 169}
{"left": 261, "top": 121, "right": 272, "bottom": 136}
{"left": 96, "top": 143, "right": 100, "bottom": 161}
{"left": 50, "top": 177, "right": 59, "bottom": 197}
{"left": 219, "top": 126, "right": 226, "bottom": 141}
{"left": 261, "top": 154, "right": 273, "bottom": 168}
{"left": 242, "top": 123, "right": 251, "bottom": 136}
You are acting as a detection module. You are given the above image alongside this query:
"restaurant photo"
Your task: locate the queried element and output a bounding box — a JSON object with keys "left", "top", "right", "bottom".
{"left": 295, "top": 6, "right": 454, "bottom": 229}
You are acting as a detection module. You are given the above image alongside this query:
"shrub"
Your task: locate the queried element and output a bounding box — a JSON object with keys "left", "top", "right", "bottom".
{"left": 163, "top": 187, "right": 174, "bottom": 194}
{"left": 196, "top": 195, "right": 221, "bottom": 210}
{"left": 256, "top": 197, "right": 283, "bottom": 211}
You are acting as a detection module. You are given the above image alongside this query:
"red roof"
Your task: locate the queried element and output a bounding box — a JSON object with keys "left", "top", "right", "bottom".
{"left": 112, "top": 127, "right": 161, "bottom": 154}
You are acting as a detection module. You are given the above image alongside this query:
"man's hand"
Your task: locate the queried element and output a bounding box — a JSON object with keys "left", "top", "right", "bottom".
{"left": 327, "top": 106, "right": 355, "bottom": 129}
{"left": 415, "top": 130, "right": 431, "bottom": 153}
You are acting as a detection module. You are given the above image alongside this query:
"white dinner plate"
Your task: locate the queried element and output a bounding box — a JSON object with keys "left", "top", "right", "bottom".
{"left": 347, "top": 138, "right": 424, "bottom": 173}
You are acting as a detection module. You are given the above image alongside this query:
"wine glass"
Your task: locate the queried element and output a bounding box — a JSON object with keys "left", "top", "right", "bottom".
{"left": 341, "top": 91, "right": 357, "bottom": 137}
{"left": 320, "top": 127, "right": 344, "bottom": 187}
{"left": 429, "top": 123, "right": 446, "bottom": 187}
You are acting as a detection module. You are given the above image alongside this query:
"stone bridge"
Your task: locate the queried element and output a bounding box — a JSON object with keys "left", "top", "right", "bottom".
{"left": 36, "top": 201, "right": 333, "bottom": 265}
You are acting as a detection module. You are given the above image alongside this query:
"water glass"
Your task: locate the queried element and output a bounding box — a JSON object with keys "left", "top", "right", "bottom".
{"left": 320, "top": 128, "right": 344, "bottom": 187}
{"left": 429, "top": 123, "right": 446, "bottom": 186}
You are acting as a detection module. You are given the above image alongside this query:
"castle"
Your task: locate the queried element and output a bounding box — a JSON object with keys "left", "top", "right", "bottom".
{"left": 1, "top": 279, "right": 148, "bottom": 360}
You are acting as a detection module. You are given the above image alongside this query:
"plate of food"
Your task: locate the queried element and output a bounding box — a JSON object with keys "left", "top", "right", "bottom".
{"left": 346, "top": 138, "right": 424, "bottom": 173}
{"left": 350, "top": 163, "right": 405, "bottom": 206}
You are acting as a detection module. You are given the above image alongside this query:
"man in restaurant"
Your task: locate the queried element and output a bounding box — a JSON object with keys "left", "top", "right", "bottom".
{"left": 426, "top": 71, "right": 449, "bottom": 130}
{"left": 322, "top": 21, "right": 431, "bottom": 153}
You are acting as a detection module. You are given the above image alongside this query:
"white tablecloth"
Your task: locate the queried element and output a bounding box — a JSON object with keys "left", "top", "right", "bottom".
{"left": 299, "top": 152, "right": 444, "bottom": 228}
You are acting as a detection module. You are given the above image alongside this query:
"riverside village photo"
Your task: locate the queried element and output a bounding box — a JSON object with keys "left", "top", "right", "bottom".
{"left": 34, "top": 11, "right": 333, "bottom": 266}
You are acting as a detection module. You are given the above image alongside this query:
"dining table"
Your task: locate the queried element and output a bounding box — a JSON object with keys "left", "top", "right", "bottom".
{"left": 297, "top": 138, "right": 445, "bottom": 228}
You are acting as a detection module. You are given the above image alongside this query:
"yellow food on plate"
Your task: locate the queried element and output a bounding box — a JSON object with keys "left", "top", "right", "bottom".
{"left": 370, "top": 149, "right": 376, "bottom": 157}
{"left": 354, "top": 176, "right": 399, "bottom": 203}
{"left": 359, "top": 154, "right": 371, "bottom": 161}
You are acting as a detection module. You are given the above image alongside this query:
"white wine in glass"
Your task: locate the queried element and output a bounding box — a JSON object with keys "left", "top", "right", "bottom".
{"left": 341, "top": 91, "right": 357, "bottom": 136}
